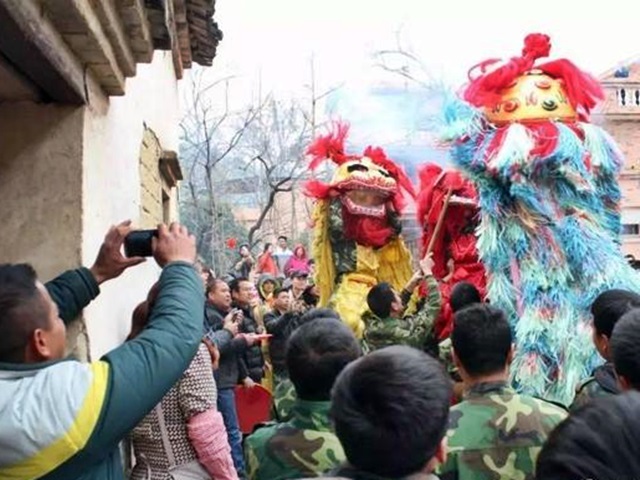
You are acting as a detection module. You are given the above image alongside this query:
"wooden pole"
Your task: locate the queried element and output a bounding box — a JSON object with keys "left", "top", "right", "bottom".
{"left": 424, "top": 187, "right": 453, "bottom": 258}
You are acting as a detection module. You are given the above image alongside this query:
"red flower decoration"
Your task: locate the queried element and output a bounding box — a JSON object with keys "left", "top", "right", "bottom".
{"left": 226, "top": 238, "right": 237, "bottom": 250}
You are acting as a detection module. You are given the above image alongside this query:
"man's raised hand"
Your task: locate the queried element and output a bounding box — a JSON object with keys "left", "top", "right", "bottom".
{"left": 152, "top": 223, "right": 196, "bottom": 267}
{"left": 90, "top": 220, "right": 146, "bottom": 284}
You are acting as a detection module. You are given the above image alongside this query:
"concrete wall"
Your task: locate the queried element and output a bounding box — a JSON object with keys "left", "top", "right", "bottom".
{"left": 82, "top": 50, "right": 181, "bottom": 359}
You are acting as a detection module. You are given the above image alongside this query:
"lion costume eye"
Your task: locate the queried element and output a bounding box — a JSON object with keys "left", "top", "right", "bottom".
{"left": 347, "top": 164, "right": 369, "bottom": 173}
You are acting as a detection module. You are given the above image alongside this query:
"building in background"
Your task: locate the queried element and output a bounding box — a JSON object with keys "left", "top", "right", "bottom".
{"left": 594, "top": 59, "right": 640, "bottom": 257}
{"left": 0, "top": 0, "right": 222, "bottom": 359}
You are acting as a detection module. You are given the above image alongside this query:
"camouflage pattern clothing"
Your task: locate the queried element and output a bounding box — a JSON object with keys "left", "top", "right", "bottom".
{"left": 571, "top": 362, "right": 620, "bottom": 411}
{"left": 327, "top": 198, "right": 403, "bottom": 277}
{"left": 245, "top": 399, "right": 345, "bottom": 480}
{"left": 363, "top": 275, "right": 441, "bottom": 353}
{"left": 273, "top": 376, "right": 297, "bottom": 422}
{"left": 323, "top": 464, "right": 440, "bottom": 479}
{"left": 438, "top": 381, "right": 567, "bottom": 480}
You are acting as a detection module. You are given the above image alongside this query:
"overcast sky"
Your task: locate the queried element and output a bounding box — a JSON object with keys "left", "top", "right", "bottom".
{"left": 186, "top": 0, "right": 639, "bottom": 167}
{"left": 208, "top": 0, "right": 638, "bottom": 97}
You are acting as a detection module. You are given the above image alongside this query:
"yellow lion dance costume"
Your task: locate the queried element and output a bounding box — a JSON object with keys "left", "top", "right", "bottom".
{"left": 305, "top": 123, "right": 414, "bottom": 337}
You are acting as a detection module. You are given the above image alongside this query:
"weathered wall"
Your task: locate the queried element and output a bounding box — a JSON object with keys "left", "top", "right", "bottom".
{"left": 82, "top": 50, "right": 181, "bottom": 359}
{"left": 0, "top": 103, "right": 84, "bottom": 278}
{"left": 0, "top": 103, "right": 87, "bottom": 358}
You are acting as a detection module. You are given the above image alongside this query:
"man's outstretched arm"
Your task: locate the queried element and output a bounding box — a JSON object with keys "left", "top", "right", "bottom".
{"left": 46, "top": 220, "right": 145, "bottom": 323}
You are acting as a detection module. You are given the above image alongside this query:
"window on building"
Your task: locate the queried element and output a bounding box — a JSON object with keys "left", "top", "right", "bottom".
{"left": 139, "top": 126, "right": 183, "bottom": 228}
{"left": 622, "top": 224, "right": 640, "bottom": 236}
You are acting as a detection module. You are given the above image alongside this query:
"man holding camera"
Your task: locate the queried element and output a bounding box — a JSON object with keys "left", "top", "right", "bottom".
{"left": 0, "top": 221, "right": 203, "bottom": 480}
{"left": 205, "top": 277, "right": 260, "bottom": 478}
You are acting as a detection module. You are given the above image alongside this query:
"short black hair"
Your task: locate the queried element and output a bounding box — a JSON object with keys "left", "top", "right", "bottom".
{"left": 272, "top": 287, "right": 288, "bottom": 298}
{"left": 450, "top": 281, "right": 482, "bottom": 313}
{"left": 277, "top": 235, "right": 288, "bottom": 242}
{"left": 286, "top": 318, "right": 360, "bottom": 401}
{"left": 206, "top": 277, "right": 226, "bottom": 296}
{"left": 331, "top": 346, "right": 451, "bottom": 477}
{"left": 536, "top": 391, "right": 640, "bottom": 480}
{"left": 451, "top": 303, "right": 512, "bottom": 377}
{"left": 610, "top": 308, "right": 640, "bottom": 390}
{"left": 0, "top": 264, "right": 49, "bottom": 363}
{"left": 591, "top": 289, "right": 640, "bottom": 338}
{"left": 367, "top": 282, "right": 396, "bottom": 318}
{"left": 228, "top": 277, "right": 250, "bottom": 294}
{"left": 302, "top": 285, "right": 319, "bottom": 307}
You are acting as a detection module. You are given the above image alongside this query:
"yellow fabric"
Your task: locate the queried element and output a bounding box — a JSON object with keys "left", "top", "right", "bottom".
{"left": 311, "top": 200, "right": 336, "bottom": 307}
{"left": 329, "top": 272, "right": 378, "bottom": 338}
{"left": 484, "top": 71, "right": 577, "bottom": 125}
{"left": 376, "top": 237, "right": 413, "bottom": 291}
{"left": 0, "top": 361, "right": 110, "bottom": 480}
{"left": 312, "top": 196, "right": 413, "bottom": 339}
{"left": 261, "top": 338, "right": 274, "bottom": 393}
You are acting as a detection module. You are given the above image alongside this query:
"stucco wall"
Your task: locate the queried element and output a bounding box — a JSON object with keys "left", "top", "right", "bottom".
{"left": 82, "top": 51, "right": 181, "bottom": 359}
{"left": 0, "top": 103, "right": 84, "bottom": 279}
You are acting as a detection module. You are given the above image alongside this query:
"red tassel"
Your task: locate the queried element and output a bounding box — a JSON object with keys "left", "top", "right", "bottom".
{"left": 463, "top": 33, "right": 603, "bottom": 117}
{"left": 538, "top": 59, "right": 604, "bottom": 114}
{"left": 306, "top": 121, "right": 351, "bottom": 170}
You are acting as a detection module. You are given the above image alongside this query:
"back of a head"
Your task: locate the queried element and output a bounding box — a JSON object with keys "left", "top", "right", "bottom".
{"left": 0, "top": 264, "right": 47, "bottom": 363}
{"left": 450, "top": 281, "right": 482, "bottom": 313}
{"left": 451, "top": 303, "right": 512, "bottom": 377}
{"left": 285, "top": 308, "right": 342, "bottom": 338}
{"left": 331, "top": 346, "right": 452, "bottom": 478}
{"left": 286, "top": 318, "right": 360, "bottom": 401}
{"left": 536, "top": 391, "right": 640, "bottom": 480}
{"left": 366, "top": 282, "right": 395, "bottom": 318}
{"left": 610, "top": 308, "right": 640, "bottom": 390}
{"left": 299, "top": 307, "right": 340, "bottom": 324}
{"left": 591, "top": 289, "right": 640, "bottom": 338}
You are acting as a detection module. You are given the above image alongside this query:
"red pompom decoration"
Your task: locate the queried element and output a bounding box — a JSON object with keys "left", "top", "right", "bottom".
{"left": 226, "top": 238, "right": 237, "bottom": 250}
{"left": 522, "top": 33, "right": 551, "bottom": 61}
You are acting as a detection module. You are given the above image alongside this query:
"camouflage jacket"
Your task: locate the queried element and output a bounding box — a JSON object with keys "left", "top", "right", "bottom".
{"left": 571, "top": 362, "right": 620, "bottom": 411}
{"left": 437, "top": 381, "right": 567, "bottom": 480}
{"left": 245, "top": 399, "right": 345, "bottom": 480}
{"left": 323, "top": 464, "right": 440, "bottom": 479}
{"left": 328, "top": 199, "right": 402, "bottom": 277}
{"left": 273, "top": 377, "right": 297, "bottom": 422}
{"left": 363, "top": 275, "right": 441, "bottom": 352}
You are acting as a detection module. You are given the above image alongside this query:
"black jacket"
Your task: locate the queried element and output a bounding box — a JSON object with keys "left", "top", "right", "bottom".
{"left": 264, "top": 309, "right": 297, "bottom": 377}
{"left": 237, "top": 304, "right": 265, "bottom": 383}
{"left": 204, "top": 303, "right": 248, "bottom": 389}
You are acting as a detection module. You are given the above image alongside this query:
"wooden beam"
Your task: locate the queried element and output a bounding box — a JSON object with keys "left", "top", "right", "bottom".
{"left": 160, "top": 150, "right": 183, "bottom": 188}
{"left": 165, "top": 0, "right": 184, "bottom": 79}
{"left": 0, "top": 53, "right": 42, "bottom": 102}
{"left": 0, "top": 0, "right": 87, "bottom": 103}
{"left": 173, "top": 0, "right": 192, "bottom": 69}
{"left": 92, "top": 0, "right": 137, "bottom": 78}
{"left": 42, "top": 0, "right": 126, "bottom": 95}
{"left": 116, "top": 0, "right": 154, "bottom": 63}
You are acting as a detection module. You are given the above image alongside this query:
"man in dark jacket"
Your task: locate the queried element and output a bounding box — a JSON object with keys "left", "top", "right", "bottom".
{"left": 263, "top": 287, "right": 293, "bottom": 381}
{"left": 0, "top": 221, "right": 202, "bottom": 480}
{"left": 230, "top": 277, "right": 265, "bottom": 385}
{"left": 204, "top": 277, "right": 255, "bottom": 478}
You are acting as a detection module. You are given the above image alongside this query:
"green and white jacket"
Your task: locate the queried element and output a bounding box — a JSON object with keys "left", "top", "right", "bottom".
{"left": 0, "top": 262, "right": 204, "bottom": 480}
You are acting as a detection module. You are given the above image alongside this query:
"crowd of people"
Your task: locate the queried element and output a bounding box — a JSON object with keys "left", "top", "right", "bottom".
{"left": 2, "top": 221, "right": 640, "bottom": 480}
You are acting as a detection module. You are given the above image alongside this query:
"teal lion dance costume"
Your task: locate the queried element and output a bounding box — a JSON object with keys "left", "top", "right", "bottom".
{"left": 442, "top": 33, "right": 640, "bottom": 404}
